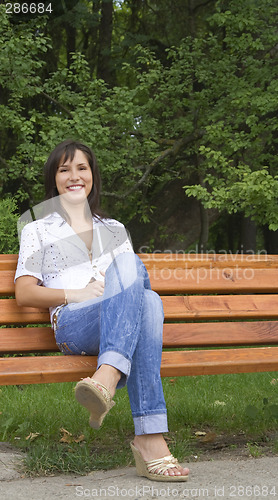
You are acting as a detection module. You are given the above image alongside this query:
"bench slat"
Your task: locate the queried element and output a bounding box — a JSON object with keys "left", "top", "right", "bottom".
{"left": 0, "top": 327, "right": 57, "bottom": 352}
{"left": 148, "top": 268, "right": 278, "bottom": 294}
{"left": 0, "top": 355, "right": 98, "bottom": 385}
{"left": 163, "top": 295, "right": 278, "bottom": 320}
{"left": 160, "top": 346, "right": 278, "bottom": 377}
{"left": 163, "top": 321, "right": 278, "bottom": 347}
{"left": 3, "top": 295, "right": 278, "bottom": 325}
{"left": 0, "top": 254, "right": 18, "bottom": 271}
{"left": 0, "top": 271, "right": 16, "bottom": 295}
{"left": 4, "top": 268, "right": 278, "bottom": 296}
{"left": 1, "top": 321, "right": 278, "bottom": 354}
{"left": 0, "top": 300, "right": 49, "bottom": 324}
{"left": 1, "top": 347, "right": 278, "bottom": 385}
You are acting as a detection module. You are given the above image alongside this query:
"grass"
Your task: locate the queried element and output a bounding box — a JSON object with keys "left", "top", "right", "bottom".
{"left": 0, "top": 372, "right": 278, "bottom": 476}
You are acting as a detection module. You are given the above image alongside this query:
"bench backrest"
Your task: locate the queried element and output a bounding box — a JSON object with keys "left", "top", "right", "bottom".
{"left": 1, "top": 253, "right": 278, "bottom": 355}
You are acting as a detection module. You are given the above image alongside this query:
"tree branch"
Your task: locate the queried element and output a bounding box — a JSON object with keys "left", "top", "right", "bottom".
{"left": 40, "top": 91, "right": 74, "bottom": 118}
{"left": 192, "top": 0, "right": 216, "bottom": 14}
{"left": 101, "top": 130, "right": 204, "bottom": 199}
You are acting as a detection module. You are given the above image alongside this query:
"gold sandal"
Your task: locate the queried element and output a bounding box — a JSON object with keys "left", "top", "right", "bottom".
{"left": 74, "top": 378, "right": 115, "bottom": 429}
{"left": 130, "top": 442, "right": 189, "bottom": 482}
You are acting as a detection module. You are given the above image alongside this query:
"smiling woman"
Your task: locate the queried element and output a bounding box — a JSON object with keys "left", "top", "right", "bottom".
{"left": 54, "top": 149, "right": 95, "bottom": 253}
{"left": 44, "top": 140, "right": 102, "bottom": 222}
{"left": 55, "top": 150, "right": 93, "bottom": 200}
{"left": 14, "top": 139, "right": 190, "bottom": 482}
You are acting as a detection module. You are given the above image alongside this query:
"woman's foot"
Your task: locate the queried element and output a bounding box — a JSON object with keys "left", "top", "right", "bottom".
{"left": 75, "top": 365, "right": 121, "bottom": 429}
{"left": 89, "top": 364, "right": 121, "bottom": 397}
{"left": 133, "top": 434, "right": 189, "bottom": 478}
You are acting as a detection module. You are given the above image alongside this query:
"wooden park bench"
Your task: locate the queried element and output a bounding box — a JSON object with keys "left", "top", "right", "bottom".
{"left": 1, "top": 252, "right": 278, "bottom": 386}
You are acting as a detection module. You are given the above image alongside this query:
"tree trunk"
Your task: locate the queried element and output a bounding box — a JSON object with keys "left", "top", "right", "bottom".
{"left": 86, "top": 0, "right": 101, "bottom": 74}
{"left": 263, "top": 227, "right": 278, "bottom": 254}
{"left": 97, "top": 0, "right": 114, "bottom": 85}
{"left": 240, "top": 215, "right": 257, "bottom": 253}
{"left": 65, "top": 23, "right": 76, "bottom": 68}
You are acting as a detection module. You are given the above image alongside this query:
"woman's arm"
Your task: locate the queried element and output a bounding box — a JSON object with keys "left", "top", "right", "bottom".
{"left": 15, "top": 275, "right": 105, "bottom": 308}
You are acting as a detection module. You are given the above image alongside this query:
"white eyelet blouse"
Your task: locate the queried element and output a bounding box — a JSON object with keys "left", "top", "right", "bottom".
{"left": 14, "top": 212, "right": 134, "bottom": 324}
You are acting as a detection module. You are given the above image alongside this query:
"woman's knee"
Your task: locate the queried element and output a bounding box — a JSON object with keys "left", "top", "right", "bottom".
{"left": 107, "top": 252, "right": 146, "bottom": 289}
{"left": 113, "top": 252, "right": 144, "bottom": 272}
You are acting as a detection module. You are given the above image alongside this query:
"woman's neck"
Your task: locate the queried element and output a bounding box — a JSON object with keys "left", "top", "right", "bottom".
{"left": 60, "top": 200, "right": 91, "bottom": 226}
{"left": 63, "top": 203, "right": 93, "bottom": 252}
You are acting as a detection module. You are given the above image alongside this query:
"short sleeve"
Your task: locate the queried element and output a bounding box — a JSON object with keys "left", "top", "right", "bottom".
{"left": 94, "top": 219, "right": 133, "bottom": 258}
{"left": 14, "top": 222, "right": 44, "bottom": 284}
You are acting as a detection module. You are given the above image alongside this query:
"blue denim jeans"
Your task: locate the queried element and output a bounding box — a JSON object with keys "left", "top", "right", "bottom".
{"left": 54, "top": 253, "right": 168, "bottom": 435}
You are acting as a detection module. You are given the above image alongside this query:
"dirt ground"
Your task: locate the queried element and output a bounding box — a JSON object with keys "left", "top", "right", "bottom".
{"left": 191, "top": 430, "right": 278, "bottom": 462}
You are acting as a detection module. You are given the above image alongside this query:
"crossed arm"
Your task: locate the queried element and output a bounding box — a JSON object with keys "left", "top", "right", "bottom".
{"left": 15, "top": 275, "right": 105, "bottom": 309}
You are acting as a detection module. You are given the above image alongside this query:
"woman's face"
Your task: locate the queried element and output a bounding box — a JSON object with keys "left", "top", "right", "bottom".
{"left": 55, "top": 149, "right": 93, "bottom": 203}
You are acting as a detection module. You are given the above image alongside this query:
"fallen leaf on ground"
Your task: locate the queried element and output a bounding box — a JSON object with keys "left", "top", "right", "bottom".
{"left": 25, "top": 432, "right": 40, "bottom": 441}
{"left": 60, "top": 427, "right": 85, "bottom": 444}
{"left": 60, "top": 428, "right": 73, "bottom": 443}
{"left": 74, "top": 434, "right": 85, "bottom": 443}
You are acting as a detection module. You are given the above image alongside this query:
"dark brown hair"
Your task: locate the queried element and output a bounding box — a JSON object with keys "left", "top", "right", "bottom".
{"left": 44, "top": 140, "right": 103, "bottom": 220}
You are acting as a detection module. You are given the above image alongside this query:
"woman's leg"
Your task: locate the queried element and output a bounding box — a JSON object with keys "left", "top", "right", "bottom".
{"left": 93, "top": 259, "right": 189, "bottom": 476}
{"left": 56, "top": 252, "right": 167, "bottom": 429}
{"left": 56, "top": 252, "right": 188, "bottom": 476}
{"left": 127, "top": 288, "right": 167, "bottom": 435}
{"left": 94, "top": 255, "right": 189, "bottom": 477}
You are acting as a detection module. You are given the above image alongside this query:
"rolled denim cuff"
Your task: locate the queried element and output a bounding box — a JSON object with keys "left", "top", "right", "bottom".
{"left": 97, "top": 350, "right": 131, "bottom": 389}
{"left": 133, "top": 413, "right": 169, "bottom": 435}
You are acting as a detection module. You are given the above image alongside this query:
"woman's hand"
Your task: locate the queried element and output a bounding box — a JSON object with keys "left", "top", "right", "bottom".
{"left": 67, "top": 272, "right": 106, "bottom": 303}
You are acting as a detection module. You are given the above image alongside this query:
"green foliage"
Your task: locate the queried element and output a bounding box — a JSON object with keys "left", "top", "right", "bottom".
{"left": 1, "top": 0, "right": 278, "bottom": 236}
{"left": 1, "top": 6, "right": 186, "bottom": 223}
{"left": 0, "top": 10, "right": 49, "bottom": 97}
{"left": 0, "top": 198, "right": 19, "bottom": 253}
{"left": 183, "top": 0, "right": 278, "bottom": 229}
{"left": 186, "top": 162, "right": 278, "bottom": 230}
